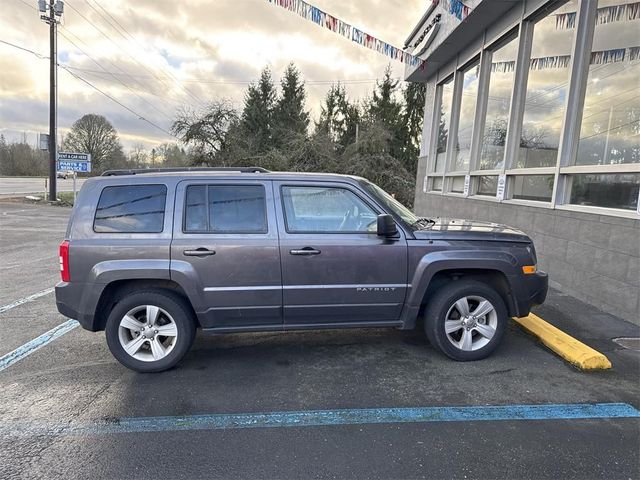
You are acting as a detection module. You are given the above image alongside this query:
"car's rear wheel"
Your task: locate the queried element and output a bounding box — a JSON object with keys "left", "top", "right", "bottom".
{"left": 423, "top": 280, "right": 507, "bottom": 361}
{"left": 105, "top": 290, "right": 196, "bottom": 372}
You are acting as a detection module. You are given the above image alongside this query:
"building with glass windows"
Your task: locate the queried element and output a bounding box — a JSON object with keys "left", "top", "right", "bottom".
{"left": 405, "top": 0, "right": 639, "bottom": 324}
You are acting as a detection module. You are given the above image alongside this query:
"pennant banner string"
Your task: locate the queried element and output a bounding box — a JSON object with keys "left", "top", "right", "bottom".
{"left": 491, "top": 46, "right": 640, "bottom": 73}
{"left": 436, "top": 0, "right": 474, "bottom": 22}
{"left": 266, "top": 0, "right": 424, "bottom": 68}
{"left": 556, "top": 2, "right": 640, "bottom": 29}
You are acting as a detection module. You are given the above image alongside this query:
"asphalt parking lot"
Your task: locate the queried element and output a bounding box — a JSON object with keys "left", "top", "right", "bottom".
{"left": 1, "top": 201, "right": 639, "bottom": 480}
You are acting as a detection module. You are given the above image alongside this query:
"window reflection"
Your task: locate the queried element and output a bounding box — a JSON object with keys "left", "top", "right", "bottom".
{"left": 570, "top": 173, "right": 639, "bottom": 210}
{"left": 518, "top": 1, "right": 577, "bottom": 169}
{"left": 480, "top": 35, "right": 519, "bottom": 170}
{"left": 454, "top": 62, "right": 480, "bottom": 171}
{"left": 576, "top": 1, "right": 640, "bottom": 166}
{"left": 512, "top": 175, "right": 554, "bottom": 202}
{"left": 434, "top": 77, "right": 454, "bottom": 172}
{"left": 476, "top": 176, "right": 498, "bottom": 196}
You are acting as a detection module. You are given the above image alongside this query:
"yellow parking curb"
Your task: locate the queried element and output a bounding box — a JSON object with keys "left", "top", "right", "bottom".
{"left": 512, "top": 313, "right": 612, "bottom": 370}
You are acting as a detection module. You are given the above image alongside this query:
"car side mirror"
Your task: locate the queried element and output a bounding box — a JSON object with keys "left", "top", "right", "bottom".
{"left": 377, "top": 214, "right": 398, "bottom": 237}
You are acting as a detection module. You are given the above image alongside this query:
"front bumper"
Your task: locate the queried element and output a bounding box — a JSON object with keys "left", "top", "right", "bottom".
{"left": 512, "top": 270, "right": 548, "bottom": 317}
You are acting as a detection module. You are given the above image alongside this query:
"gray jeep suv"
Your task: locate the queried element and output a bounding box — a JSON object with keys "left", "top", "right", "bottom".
{"left": 55, "top": 167, "right": 548, "bottom": 372}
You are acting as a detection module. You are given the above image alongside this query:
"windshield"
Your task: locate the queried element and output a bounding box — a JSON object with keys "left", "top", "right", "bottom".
{"left": 361, "top": 180, "right": 420, "bottom": 226}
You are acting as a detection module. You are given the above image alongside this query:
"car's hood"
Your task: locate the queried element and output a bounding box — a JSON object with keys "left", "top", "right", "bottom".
{"left": 411, "top": 218, "right": 531, "bottom": 243}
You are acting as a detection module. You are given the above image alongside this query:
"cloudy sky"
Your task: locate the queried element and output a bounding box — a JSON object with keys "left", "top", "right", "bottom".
{"left": 0, "top": 0, "right": 425, "bottom": 150}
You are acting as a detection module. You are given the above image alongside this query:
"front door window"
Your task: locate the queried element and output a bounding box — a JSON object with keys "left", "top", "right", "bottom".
{"left": 281, "top": 186, "right": 377, "bottom": 233}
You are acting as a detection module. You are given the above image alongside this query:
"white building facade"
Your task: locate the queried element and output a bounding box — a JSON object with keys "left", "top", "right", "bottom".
{"left": 405, "top": 0, "right": 639, "bottom": 324}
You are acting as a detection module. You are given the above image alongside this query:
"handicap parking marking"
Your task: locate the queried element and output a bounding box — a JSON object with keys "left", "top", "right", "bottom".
{"left": 0, "top": 287, "right": 55, "bottom": 314}
{"left": 0, "top": 319, "right": 79, "bottom": 372}
{"left": 2, "top": 403, "right": 639, "bottom": 437}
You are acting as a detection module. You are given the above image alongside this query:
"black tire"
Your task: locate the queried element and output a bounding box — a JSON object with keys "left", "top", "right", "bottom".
{"left": 105, "top": 290, "right": 196, "bottom": 372}
{"left": 423, "top": 279, "right": 507, "bottom": 361}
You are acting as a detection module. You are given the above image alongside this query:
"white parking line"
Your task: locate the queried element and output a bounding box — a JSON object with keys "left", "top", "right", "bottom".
{"left": 0, "top": 319, "right": 79, "bottom": 372}
{"left": 0, "top": 287, "right": 55, "bottom": 314}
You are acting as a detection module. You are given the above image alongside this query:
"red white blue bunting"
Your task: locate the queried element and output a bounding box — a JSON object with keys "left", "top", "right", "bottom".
{"left": 491, "top": 46, "right": 640, "bottom": 73}
{"left": 266, "top": 0, "right": 424, "bottom": 67}
{"left": 436, "top": 0, "right": 473, "bottom": 22}
{"left": 556, "top": 2, "right": 640, "bottom": 29}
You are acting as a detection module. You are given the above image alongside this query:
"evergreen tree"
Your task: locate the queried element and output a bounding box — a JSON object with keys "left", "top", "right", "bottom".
{"left": 366, "top": 65, "right": 404, "bottom": 157}
{"left": 273, "top": 63, "right": 309, "bottom": 146}
{"left": 240, "top": 66, "right": 277, "bottom": 153}
{"left": 400, "top": 82, "right": 426, "bottom": 173}
{"left": 317, "top": 83, "right": 361, "bottom": 150}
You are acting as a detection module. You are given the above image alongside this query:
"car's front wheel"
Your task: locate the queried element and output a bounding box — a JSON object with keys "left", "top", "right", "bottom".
{"left": 423, "top": 280, "right": 507, "bottom": 361}
{"left": 105, "top": 290, "right": 196, "bottom": 372}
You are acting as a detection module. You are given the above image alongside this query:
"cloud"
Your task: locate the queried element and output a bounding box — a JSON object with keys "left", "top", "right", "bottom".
{"left": 1, "top": 0, "right": 425, "bottom": 149}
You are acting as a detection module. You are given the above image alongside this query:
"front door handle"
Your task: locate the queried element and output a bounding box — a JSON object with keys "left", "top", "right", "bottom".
{"left": 183, "top": 248, "right": 216, "bottom": 257}
{"left": 290, "top": 247, "right": 321, "bottom": 256}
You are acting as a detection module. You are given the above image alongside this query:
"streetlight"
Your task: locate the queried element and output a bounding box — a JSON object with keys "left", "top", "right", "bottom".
{"left": 38, "top": 0, "right": 64, "bottom": 201}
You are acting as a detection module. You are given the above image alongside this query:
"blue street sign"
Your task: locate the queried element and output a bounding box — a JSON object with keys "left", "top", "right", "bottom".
{"left": 57, "top": 152, "right": 92, "bottom": 172}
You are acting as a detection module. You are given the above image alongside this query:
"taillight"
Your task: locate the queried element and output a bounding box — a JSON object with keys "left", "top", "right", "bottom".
{"left": 59, "top": 240, "right": 70, "bottom": 282}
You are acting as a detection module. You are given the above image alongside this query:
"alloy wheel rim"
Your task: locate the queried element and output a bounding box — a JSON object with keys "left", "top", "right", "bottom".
{"left": 117, "top": 305, "right": 178, "bottom": 362}
{"left": 444, "top": 295, "right": 498, "bottom": 352}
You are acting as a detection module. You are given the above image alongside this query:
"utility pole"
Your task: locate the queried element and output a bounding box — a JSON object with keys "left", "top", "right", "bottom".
{"left": 38, "top": 0, "right": 64, "bottom": 201}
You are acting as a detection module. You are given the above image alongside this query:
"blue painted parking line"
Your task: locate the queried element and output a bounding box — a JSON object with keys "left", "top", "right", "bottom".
{"left": 0, "top": 319, "right": 79, "bottom": 372}
{"left": 0, "top": 287, "right": 55, "bottom": 314}
{"left": 2, "top": 403, "right": 639, "bottom": 437}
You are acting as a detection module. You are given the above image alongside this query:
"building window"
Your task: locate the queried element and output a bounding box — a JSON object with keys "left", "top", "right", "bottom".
{"left": 448, "top": 176, "right": 466, "bottom": 193}
{"left": 570, "top": 173, "right": 639, "bottom": 211}
{"left": 575, "top": 1, "right": 640, "bottom": 166}
{"left": 434, "top": 77, "right": 454, "bottom": 172}
{"left": 479, "top": 35, "right": 519, "bottom": 170}
{"left": 517, "top": 1, "right": 578, "bottom": 169}
{"left": 431, "top": 177, "right": 444, "bottom": 192}
{"left": 512, "top": 175, "right": 554, "bottom": 202}
{"left": 476, "top": 176, "right": 498, "bottom": 196}
{"left": 453, "top": 61, "right": 480, "bottom": 171}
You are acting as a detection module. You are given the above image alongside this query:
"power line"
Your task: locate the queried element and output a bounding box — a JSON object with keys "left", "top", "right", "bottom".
{"left": 86, "top": 0, "right": 208, "bottom": 106}
{"left": 60, "top": 64, "right": 394, "bottom": 85}
{"left": 0, "top": 39, "right": 47, "bottom": 58}
{"left": 64, "top": 0, "right": 206, "bottom": 107}
{"left": 59, "top": 65, "right": 176, "bottom": 138}
{"left": 57, "top": 29, "right": 177, "bottom": 121}
{"left": 58, "top": 26, "right": 182, "bottom": 109}
{"left": 1, "top": 37, "right": 175, "bottom": 139}
{"left": 578, "top": 118, "right": 639, "bottom": 142}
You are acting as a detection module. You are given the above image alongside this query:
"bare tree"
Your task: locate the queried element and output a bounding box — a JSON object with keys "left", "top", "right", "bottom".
{"left": 63, "top": 114, "right": 125, "bottom": 173}
{"left": 129, "top": 142, "right": 149, "bottom": 167}
{"left": 171, "top": 100, "right": 238, "bottom": 165}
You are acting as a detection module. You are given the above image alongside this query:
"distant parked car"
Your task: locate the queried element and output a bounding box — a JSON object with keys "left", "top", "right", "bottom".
{"left": 57, "top": 170, "right": 74, "bottom": 179}
{"left": 55, "top": 167, "right": 548, "bottom": 372}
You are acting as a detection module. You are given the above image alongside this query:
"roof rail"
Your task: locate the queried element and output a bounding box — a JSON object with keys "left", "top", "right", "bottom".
{"left": 101, "top": 166, "right": 270, "bottom": 176}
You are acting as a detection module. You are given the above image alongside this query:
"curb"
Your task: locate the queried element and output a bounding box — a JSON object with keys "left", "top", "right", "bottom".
{"left": 513, "top": 313, "right": 612, "bottom": 371}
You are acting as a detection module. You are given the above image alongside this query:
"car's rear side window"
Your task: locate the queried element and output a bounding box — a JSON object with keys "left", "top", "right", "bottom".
{"left": 94, "top": 184, "right": 167, "bottom": 233}
{"left": 184, "top": 185, "right": 267, "bottom": 233}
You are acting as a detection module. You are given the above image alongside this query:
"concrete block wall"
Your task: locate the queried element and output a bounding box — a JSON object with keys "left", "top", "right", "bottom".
{"left": 413, "top": 190, "right": 640, "bottom": 326}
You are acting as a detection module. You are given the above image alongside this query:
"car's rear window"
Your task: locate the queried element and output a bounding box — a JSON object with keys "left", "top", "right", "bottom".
{"left": 94, "top": 184, "right": 167, "bottom": 233}
{"left": 184, "top": 185, "right": 267, "bottom": 233}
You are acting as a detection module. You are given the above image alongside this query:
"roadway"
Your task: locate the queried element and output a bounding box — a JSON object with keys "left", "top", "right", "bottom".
{"left": 0, "top": 176, "right": 87, "bottom": 197}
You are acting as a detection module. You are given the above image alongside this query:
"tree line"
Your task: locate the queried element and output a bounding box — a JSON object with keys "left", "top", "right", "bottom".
{"left": 1, "top": 63, "right": 425, "bottom": 206}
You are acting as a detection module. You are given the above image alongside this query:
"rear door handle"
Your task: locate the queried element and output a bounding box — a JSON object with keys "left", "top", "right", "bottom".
{"left": 290, "top": 247, "right": 321, "bottom": 256}
{"left": 183, "top": 248, "right": 216, "bottom": 257}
